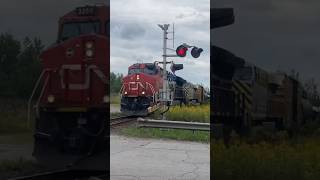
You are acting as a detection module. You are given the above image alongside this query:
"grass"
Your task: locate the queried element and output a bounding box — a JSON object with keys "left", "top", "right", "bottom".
{"left": 120, "top": 127, "right": 209, "bottom": 143}
{"left": 212, "top": 135, "right": 320, "bottom": 180}
{"left": 110, "top": 112, "right": 122, "bottom": 118}
{"left": 0, "top": 133, "right": 33, "bottom": 144}
{"left": 117, "top": 104, "right": 210, "bottom": 141}
{"left": 0, "top": 158, "right": 37, "bottom": 172}
{"left": 110, "top": 93, "right": 120, "bottom": 104}
{"left": 0, "top": 158, "right": 48, "bottom": 179}
{"left": 0, "top": 98, "right": 32, "bottom": 135}
{"left": 165, "top": 104, "right": 210, "bottom": 123}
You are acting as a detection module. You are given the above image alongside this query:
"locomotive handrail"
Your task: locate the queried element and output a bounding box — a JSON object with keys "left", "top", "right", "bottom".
{"left": 36, "top": 75, "right": 50, "bottom": 112}
{"left": 119, "top": 85, "right": 124, "bottom": 98}
{"left": 27, "top": 69, "right": 49, "bottom": 129}
{"left": 146, "top": 82, "right": 155, "bottom": 102}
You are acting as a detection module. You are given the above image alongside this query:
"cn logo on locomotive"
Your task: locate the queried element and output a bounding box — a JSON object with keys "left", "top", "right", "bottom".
{"left": 59, "top": 64, "right": 108, "bottom": 90}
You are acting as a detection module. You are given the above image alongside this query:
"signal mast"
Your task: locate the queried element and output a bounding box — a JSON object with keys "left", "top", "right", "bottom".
{"left": 157, "top": 24, "right": 203, "bottom": 119}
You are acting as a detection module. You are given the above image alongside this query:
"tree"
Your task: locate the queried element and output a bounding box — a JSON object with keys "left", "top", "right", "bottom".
{"left": 0, "top": 33, "right": 21, "bottom": 96}
{"left": 14, "top": 37, "right": 44, "bottom": 98}
{"left": 110, "top": 72, "right": 123, "bottom": 94}
{"left": 0, "top": 33, "right": 44, "bottom": 98}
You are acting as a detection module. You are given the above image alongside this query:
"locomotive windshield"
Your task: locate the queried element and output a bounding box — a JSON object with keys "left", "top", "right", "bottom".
{"left": 128, "top": 65, "right": 157, "bottom": 75}
{"left": 60, "top": 21, "right": 101, "bottom": 41}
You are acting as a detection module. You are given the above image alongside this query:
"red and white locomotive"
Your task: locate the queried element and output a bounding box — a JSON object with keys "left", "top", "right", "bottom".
{"left": 120, "top": 63, "right": 163, "bottom": 114}
{"left": 120, "top": 62, "right": 208, "bottom": 115}
{"left": 29, "top": 5, "right": 109, "bottom": 169}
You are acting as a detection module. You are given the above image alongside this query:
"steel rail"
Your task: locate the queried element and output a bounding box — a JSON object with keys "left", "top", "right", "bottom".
{"left": 110, "top": 115, "right": 137, "bottom": 127}
{"left": 137, "top": 118, "right": 210, "bottom": 131}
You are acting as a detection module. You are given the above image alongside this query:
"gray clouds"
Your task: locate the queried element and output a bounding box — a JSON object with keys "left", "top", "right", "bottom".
{"left": 120, "top": 24, "right": 146, "bottom": 40}
{"left": 212, "top": 0, "right": 320, "bottom": 83}
{"left": 0, "top": 0, "right": 107, "bottom": 45}
{"left": 111, "top": 0, "right": 210, "bottom": 87}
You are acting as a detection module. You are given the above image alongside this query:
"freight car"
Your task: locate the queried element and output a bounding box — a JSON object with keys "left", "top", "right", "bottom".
{"left": 211, "top": 8, "right": 319, "bottom": 137}
{"left": 120, "top": 62, "right": 208, "bottom": 115}
{"left": 212, "top": 52, "right": 314, "bottom": 137}
{"left": 28, "top": 5, "right": 109, "bottom": 169}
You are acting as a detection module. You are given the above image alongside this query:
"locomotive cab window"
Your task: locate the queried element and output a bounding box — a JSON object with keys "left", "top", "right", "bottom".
{"left": 144, "top": 64, "right": 157, "bottom": 75}
{"left": 60, "top": 21, "right": 101, "bottom": 41}
{"left": 128, "top": 68, "right": 142, "bottom": 75}
{"left": 128, "top": 66, "right": 157, "bottom": 75}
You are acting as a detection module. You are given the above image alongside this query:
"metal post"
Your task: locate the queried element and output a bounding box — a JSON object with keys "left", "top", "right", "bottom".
{"left": 163, "top": 26, "right": 167, "bottom": 101}
{"left": 158, "top": 24, "right": 170, "bottom": 119}
{"left": 158, "top": 24, "right": 169, "bottom": 102}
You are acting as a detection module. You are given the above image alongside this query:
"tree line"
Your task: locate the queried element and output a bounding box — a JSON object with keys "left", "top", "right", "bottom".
{"left": 0, "top": 32, "right": 318, "bottom": 102}
{"left": 0, "top": 32, "right": 124, "bottom": 99}
{"left": 110, "top": 72, "right": 123, "bottom": 94}
{"left": 0, "top": 33, "right": 44, "bottom": 99}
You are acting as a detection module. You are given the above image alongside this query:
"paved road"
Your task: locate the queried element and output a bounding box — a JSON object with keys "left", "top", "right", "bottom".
{"left": 110, "top": 135, "right": 210, "bottom": 180}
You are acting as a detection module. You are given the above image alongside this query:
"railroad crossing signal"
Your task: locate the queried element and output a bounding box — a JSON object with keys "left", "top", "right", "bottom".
{"left": 170, "top": 63, "right": 183, "bottom": 74}
{"left": 191, "top": 47, "right": 203, "bottom": 58}
{"left": 158, "top": 23, "right": 204, "bottom": 117}
{"left": 175, "top": 44, "right": 203, "bottom": 58}
{"left": 176, "top": 45, "right": 188, "bottom": 57}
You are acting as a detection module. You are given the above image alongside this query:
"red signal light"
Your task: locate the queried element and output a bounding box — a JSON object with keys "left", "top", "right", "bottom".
{"left": 176, "top": 45, "right": 188, "bottom": 57}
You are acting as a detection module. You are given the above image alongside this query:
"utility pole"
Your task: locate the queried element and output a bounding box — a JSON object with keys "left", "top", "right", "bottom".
{"left": 157, "top": 23, "right": 203, "bottom": 120}
{"left": 158, "top": 24, "right": 170, "bottom": 102}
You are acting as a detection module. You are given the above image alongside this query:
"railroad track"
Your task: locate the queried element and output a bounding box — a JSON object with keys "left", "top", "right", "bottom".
{"left": 110, "top": 115, "right": 138, "bottom": 127}
{"left": 9, "top": 169, "right": 107, "bottom": 180}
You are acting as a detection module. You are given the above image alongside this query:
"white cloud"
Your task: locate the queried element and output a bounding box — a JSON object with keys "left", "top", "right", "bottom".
{"left": 111, "top": 0, "right": 210, "bottom": 87}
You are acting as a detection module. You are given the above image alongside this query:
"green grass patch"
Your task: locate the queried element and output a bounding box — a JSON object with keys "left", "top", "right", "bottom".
{"left": 165, "top": 104, "right": 210, "bottom": 123}
{"left": 212, "top": 137, "right": 320, "bottom": 180}
{"left": 110, "top": 112, "right": 122, "bottom": 118}
{"left": 0, "top": 158, "right": 38, "bottom": 172}
{"left": 0, "top": 158, "right": 47, "bottom": 179}
{"left": 110, "top": 94, "right": 120, "bottom": 104}
{"left": 0, "top": 98, "right": 32, "bottom": 135}
{"left": 0, "top": 133, "right": 33, "bottom": 144}
{"left": 120, "top": 127, "right": 209, "bottom": 143}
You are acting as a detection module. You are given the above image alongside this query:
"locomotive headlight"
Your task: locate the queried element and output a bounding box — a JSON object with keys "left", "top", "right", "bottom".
{"left": 85, "top": 49, "right": 94, "bottom": 57}
{"left": 124, "top": 91, "right": 128, "bottom": 95}
{"left": 103, "top": 95, "right": 109, "bottom": 103}
{"left": 136, "top": 74, "right": 140, "bottom": 80}
{"left": 85, "top": 42, "right": 94, "bottom": 49}
{"left": 142, "top": 91, "right": 145, "bottom": 95}
{"left": 47, "top": 95, "right": 55, "bottom": 103}
{"left": 85, "top": 41, "right": 94, "bottom": 57}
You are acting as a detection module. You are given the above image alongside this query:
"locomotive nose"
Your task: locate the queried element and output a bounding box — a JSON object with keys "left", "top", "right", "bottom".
{"left": 123, "top": 73, "right": 148, "bottom": 97}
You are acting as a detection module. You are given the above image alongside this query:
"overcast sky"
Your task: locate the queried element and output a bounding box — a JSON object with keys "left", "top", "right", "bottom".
{"left": 111, "top": 0, "right": 210, "bottom": 87}
{"left": 0, "top": 0, "right": 106, "bottom": 45}
{"left": 212, "top": 0, "right": 320, "bottom": 84}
